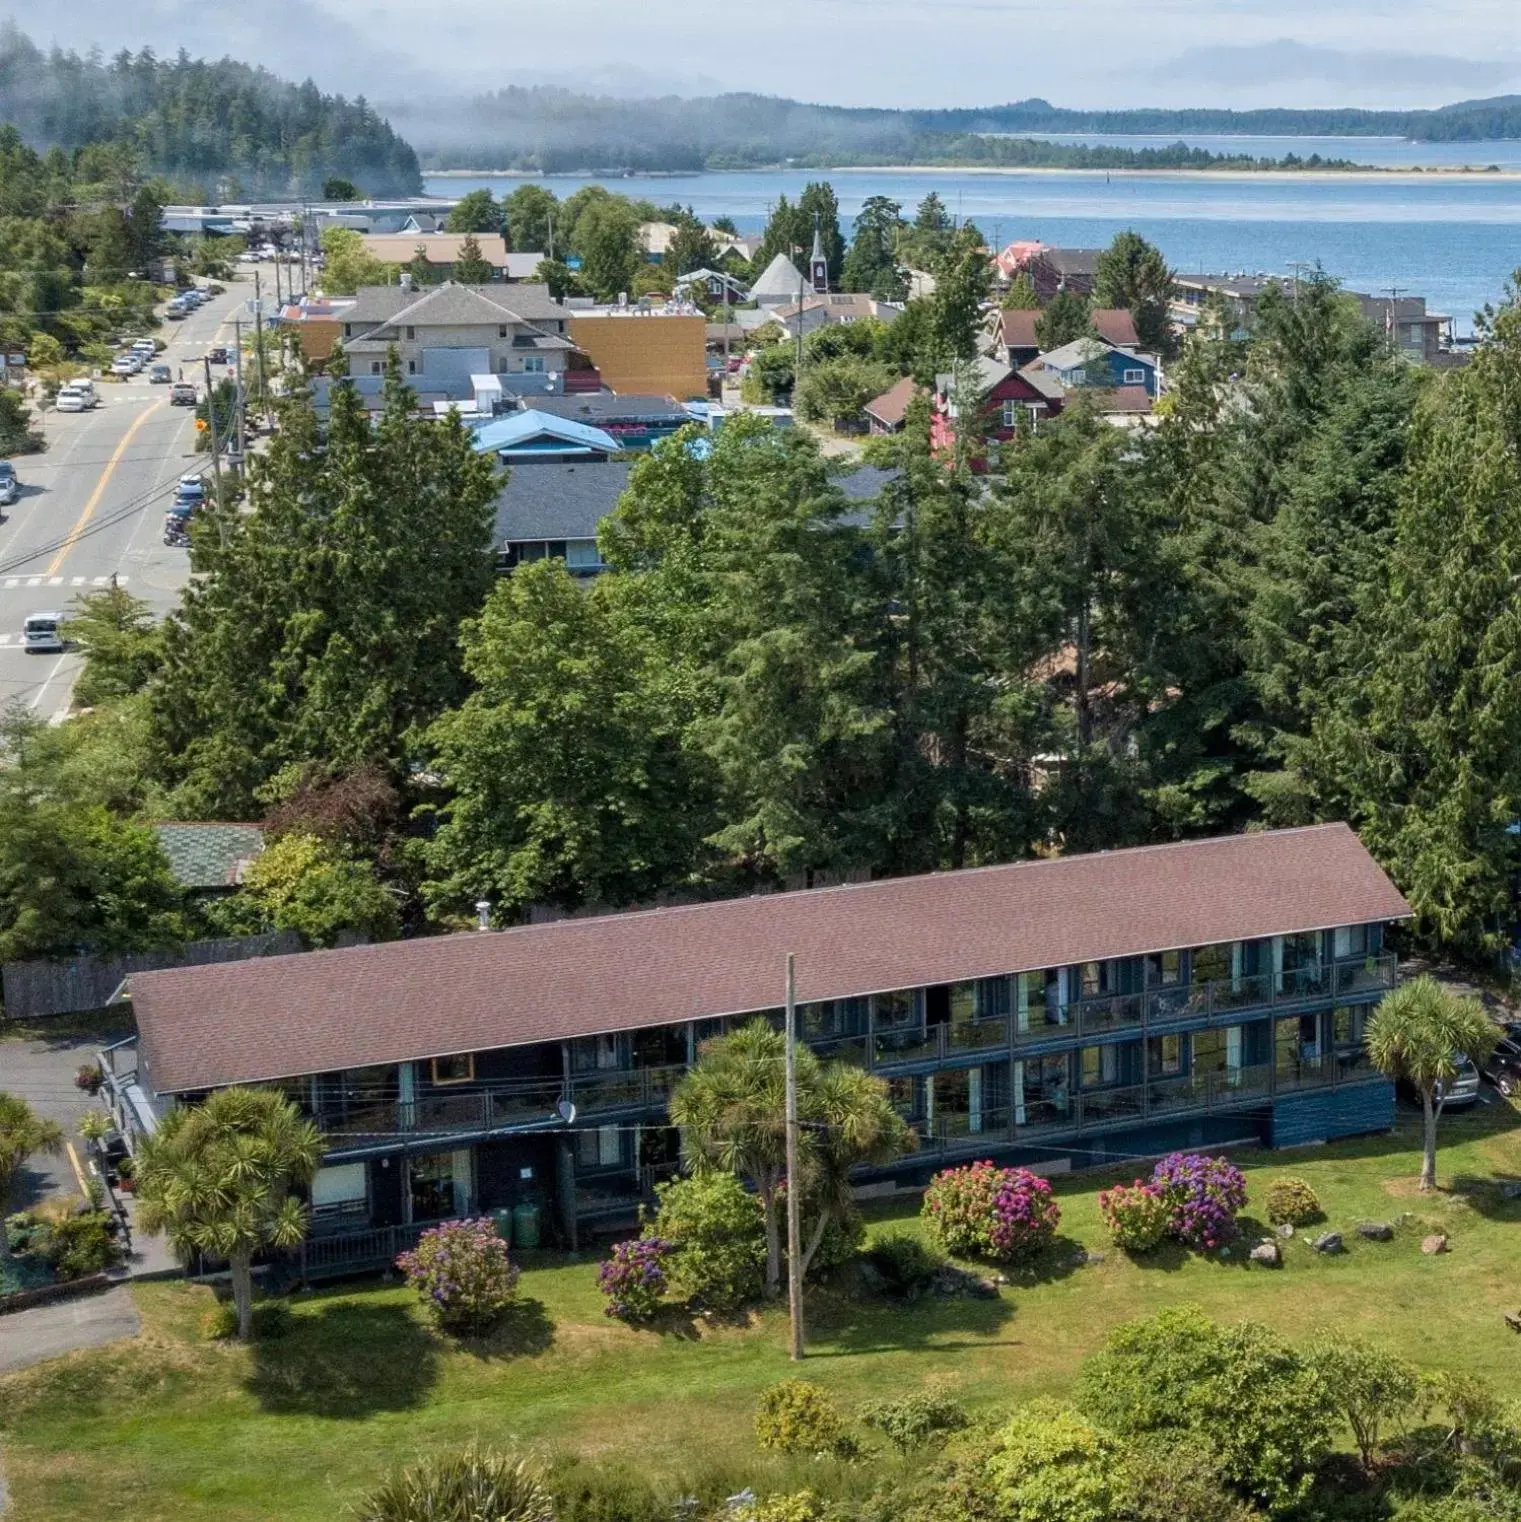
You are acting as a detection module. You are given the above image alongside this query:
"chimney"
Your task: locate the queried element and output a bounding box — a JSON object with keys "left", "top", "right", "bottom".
{"left": 399, "top": 271, "right": 414, "bottom": 292}
{"left": 474, "top": 899, "right": 492, "bottom": 931}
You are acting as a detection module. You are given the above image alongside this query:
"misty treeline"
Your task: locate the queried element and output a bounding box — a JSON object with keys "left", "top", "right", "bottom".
{"left": 391, "top": 87, "right": 1521, "bottom": 174}
{"left": 0, "top": 24, "right": 421, "bottom": 198}
{"left": 392, "top": 89, "right": 1369, "bottom": 173}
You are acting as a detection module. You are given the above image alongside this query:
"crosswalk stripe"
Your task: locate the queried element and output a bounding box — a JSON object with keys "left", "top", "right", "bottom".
{"left": 47, "top": 577, "right": 61, "bottom": 586}
{"left": 3, "top": 579, "right": 14, "bottom": 588}
{"left": 25, "top": 577, "right": 39, "bottom": 586}
{"left": 70, "top": 576, "right": 85, "bottom": 586}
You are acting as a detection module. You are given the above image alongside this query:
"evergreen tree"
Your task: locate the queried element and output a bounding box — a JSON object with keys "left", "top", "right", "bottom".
{"left": 1001, "top": 271, "right": 1040, "bottom": 310}
{"left": 920, "top": 223, "right": 992, "bottom": 371}
{"left": 1036, "top": 289, "right": 1094, "bottom": 350}
{"left": 1093, "top": 230, "right": 1175, "bottom": 356}
{"left": 151, "top": 364, "right": 499, "bottom": 816}
{"left": 665, "top": 210, "right": 716, "bottom": 275}
{"left": 841, "top": 195, "right": 907, "bottom": 300}
{"left": 406, "top": 244, "right": 434, "bottom": 287}
{"left": 1308, "top": 294, "right": 1521, "bottom": 951}
{"left": 451, "top": 232, "right": 494, "bottom": 286}
{"left": 797, "top": 181, "right": 845, "bottom": 284}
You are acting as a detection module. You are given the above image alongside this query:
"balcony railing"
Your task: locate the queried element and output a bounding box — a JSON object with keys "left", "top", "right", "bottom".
{"left": 907, "top": 1060, "right": 1291, "bottom": 1158}
{"left": 318, "top": 1066, "right": 687, "bottom": 1148}
{"left": 862, "top": 956, "right": 1397, "bottom": 1069}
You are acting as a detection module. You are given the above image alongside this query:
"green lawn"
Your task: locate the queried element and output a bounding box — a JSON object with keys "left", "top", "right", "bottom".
{"left": 4, "top": 1105, "right": 1521, "bottom": 1522}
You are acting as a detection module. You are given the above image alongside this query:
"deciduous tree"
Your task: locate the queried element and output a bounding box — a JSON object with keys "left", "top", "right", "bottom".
{"left": 445, "top": 188, "right": 502, "bottom": 234}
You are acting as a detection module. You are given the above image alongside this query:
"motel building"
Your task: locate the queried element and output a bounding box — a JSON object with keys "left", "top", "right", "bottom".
{"left": 110, "top": 824, "right": 1410, "bottom": 1279}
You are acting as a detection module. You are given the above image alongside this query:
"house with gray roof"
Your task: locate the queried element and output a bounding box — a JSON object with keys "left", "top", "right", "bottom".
{"left": 154, "top": 823, "right": 265, "bottom": 895}
{"left": 749, "top": 252, "right": 810, "bottom": 308}
{"left": 337, "top": 282, "right": 576, "bottom": 397}
{"left": 492, "top": 460, "right": 635, "bottom": 575}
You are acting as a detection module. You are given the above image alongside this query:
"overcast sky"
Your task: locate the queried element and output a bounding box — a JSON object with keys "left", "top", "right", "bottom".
{"left": 11, "top": 0, "right": 1521, "bottom": 109}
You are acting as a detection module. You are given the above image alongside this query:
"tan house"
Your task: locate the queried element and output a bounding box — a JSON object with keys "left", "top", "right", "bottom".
{"left": 359, "top": 233, "right": 514, "bottom": 279}
{"left": 338, "top": 283, "right": 575, "bottom": 392}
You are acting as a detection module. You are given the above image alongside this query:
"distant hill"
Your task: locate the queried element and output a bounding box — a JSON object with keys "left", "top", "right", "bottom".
{"left": 0, "top": 25, "right": 421, "bottom": 197}
{"left": 392, "top": 89, "right": 1521, "bottom": 174}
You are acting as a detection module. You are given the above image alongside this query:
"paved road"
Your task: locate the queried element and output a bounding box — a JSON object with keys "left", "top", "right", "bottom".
{"left": 0, "top": 275, "right": 255, "bottom": 719}
{"left": 0, "top": 1285, "right": 141, "bottom": 1375}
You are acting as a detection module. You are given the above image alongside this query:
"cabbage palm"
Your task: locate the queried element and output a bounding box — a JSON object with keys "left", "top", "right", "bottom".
{"left": 670, "top": 1017, "right": 913, "bottom": 1294}
{"left": 134, "top": 1086, "right": 322, "bottom": 1337}
{"left": 0, "top": 1091, "right": 64, "bottom": 1260}
{"left": 356, "top": 1446, "right": 553, "bottom": 1522}
{"left": 1366, "top": 975, "right": 1496, "bottom": 1191}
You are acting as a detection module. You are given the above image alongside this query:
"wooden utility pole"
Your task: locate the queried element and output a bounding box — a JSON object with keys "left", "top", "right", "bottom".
{"left": 252, "top": 275, "right": 271, "bottom": 428}
{"left": 202, "top": 354, "right": 224, "bottom": 504}
{"left": 784, "top": 951, "right": 804, "bottom": 1361}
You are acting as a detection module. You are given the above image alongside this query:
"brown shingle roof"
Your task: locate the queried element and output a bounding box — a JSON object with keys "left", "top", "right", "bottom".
{"left": 999, "top": 310, "right": 1040, "bottom": 350}
{"left": 864, "top": 375, "right": 918, "bottom": 428}
{"left": 1091, "top": 309, "right": 1140, "bottom": 347}
{"left": 131, "top": 825, "right": 1408, "bottom": 1093}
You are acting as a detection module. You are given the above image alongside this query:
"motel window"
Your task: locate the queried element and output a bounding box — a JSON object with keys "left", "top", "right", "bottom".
{"left": 1001, "top": 399, "right": 1017, "bottom": 429}
{"left": 405, "top": 325, "right": 415, "bottom": 339}
{"left": 1123, "top": 368, "right": 1146, "bottom": 384}
{"left": 1148, "top": 1034, "right": 1184, "bottom": 1076}
{"left": 370, "top": 362, "right": 381, "bottom": 375}
{"left": 564, "top": 540, "right": 601, "bottom": 569}
{"left": 499, "top": 325, "right": 508, "bottom": 338}
{"left": 1191, "top": 942, "right": 1233, "bottom": 986}
{"left": 431, "top": 1053, "right": 474, "bottom": 1086}
{"left": 1145, "top": 950, "right": 1181, "bottom": 986}
{"left": 407, "top": 360, "right": 416, "bottom": 375}
{"left": 577, "top": 1125, "right": 623, "bottom": 1169}
{"left": 1333, "top": 924, "right": 1369, "bottom": 960}
{"left": 523, "top": 355, "right": 546, "bottom": 373}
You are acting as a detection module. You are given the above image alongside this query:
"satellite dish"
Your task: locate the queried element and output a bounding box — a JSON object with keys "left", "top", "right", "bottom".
{"left": 556, "top": 1099, "right": 577, "bottom": 1125}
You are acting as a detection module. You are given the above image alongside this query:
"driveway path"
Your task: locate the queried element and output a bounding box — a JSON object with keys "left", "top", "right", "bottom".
{"left": 0, "top": 1284, "right": 139, "bottom": 1374}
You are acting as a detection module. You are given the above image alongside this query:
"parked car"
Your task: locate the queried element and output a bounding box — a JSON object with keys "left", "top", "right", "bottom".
{"left": 177, "top": 474, "right": 207, "bottom": 499}
{"left": 55, "top": 385, "right": 89, "bottom": 412}
{"left": 148, "top": 363, "right": 172, "bottom": 384}
{"left": 170, "top": 381, "right": 198, "bottom": 406}
{"left": 205, "top": 346, "right": 229, "bottom": 365}
{"left": 110, "top": 354, "right": 139, "bottom": 376}
{"left": 66, "top": 379, "right": 97, "bottom": 408}
{"left": 131, "top": 338, "right": 158, "bottom": 358}
{"left": 0, "top": 461, "right": 18, "bottom": 506}
{"left": 1479, "top": 1035, "right": 1521, "bottom": 1097}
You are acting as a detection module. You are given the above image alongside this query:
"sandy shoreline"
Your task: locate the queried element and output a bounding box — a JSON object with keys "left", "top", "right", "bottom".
{"left": 425, "top": 164, "right": 1521, "bottom": 183}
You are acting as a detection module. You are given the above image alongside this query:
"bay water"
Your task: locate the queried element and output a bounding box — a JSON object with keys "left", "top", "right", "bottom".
{"left": 426, "top": 148, "right": 1521, "bottom": 333}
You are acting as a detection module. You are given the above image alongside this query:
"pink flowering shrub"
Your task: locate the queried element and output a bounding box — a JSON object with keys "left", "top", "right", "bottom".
{"left": 1150, "top": 1152, "right": 1247, "bottom": 1250}
{"left": 396, "top": 1218, "right": 520, "bottom": 1335}
{"left": 1098, "top": 1179, "right": 1171, "bottom": 1252}
{"left": 598, "top": 1238, "right": 671, "bottom": 1321}
{"left": 921, "top": 1160, "right": 1060, "bottom": 1263}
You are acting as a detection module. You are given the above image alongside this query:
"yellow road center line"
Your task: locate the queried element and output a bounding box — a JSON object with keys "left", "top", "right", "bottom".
{"left": 66, "top": 1140, "right": 89, "bottom": 1194}
{"left": 47, "top": 400, "right": 164, "bottom": 576}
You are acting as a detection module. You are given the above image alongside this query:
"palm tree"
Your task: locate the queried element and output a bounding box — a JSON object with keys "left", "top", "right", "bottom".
{"left": 669, "top": 1018, "right": 913, "bottom": 1295}
{"left": 134, "top": 1086, "right": 322, "bottom": 1338}
{"left": 671, "top": 1019, "right": 792, "bottom": 1295}
{"left": 357, "top": 1446, "right": 553, "bottom": 1522}
{"left": 1366, "top": 976, "right": 1497, "bottom": 1191}
{"left": 0, "top": 1092, "right": 64, "bottom": 1261}
{"left": 798, "top": 1062, "right": 915, "bottom": 1278}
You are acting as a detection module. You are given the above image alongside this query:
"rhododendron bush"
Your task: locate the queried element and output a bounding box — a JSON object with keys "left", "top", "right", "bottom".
{"left": 921, "top": 1160, "right": 1059, "bottom": 1263}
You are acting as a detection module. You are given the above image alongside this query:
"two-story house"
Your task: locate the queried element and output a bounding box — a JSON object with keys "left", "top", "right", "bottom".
{"left": 337, "top": 283, "right": 576, "bottom": 398}
{"left": 1027, "top": 337, "right": 1161, "bottom": 399}
{"left": 930, "top": 355, "right": 1064, "bottom": 462}
{"left": 111, "top": 825, "right": 1408, "bottom": 1280}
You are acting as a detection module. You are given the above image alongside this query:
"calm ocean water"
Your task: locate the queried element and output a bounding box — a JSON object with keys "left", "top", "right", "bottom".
{"left": 425, "top": 150, "right": 1521, "bottom": 332}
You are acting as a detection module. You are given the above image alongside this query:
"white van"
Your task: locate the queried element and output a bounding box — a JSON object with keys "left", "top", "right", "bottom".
{"left": 71, "top": 379, "right": 98, "bottom": 408}
{"left": 22, "top": 611, "right": 64, "bottom": 653}
{"left": 55, "top": 386, "right": 88, "bottom": 413}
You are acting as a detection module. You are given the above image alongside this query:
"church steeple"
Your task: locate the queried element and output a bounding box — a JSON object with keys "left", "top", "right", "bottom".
{"left": 809, "top": 218, "right": 828, "bottom": 294}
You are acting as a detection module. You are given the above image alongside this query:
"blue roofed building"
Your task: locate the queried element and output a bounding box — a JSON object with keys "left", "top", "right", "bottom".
{"left": 471, "top": 411, "right": 620, "bottom": 463}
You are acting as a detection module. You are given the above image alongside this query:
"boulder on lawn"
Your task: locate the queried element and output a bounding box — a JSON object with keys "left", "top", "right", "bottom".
{"left": 1357, "top": 1222, "right": 1395, "bottom": 1242}
{"left": 1421, "top": 1233, "right": 1449, "bottom": 1256}
{"left": 1249, "top": 1240, "right": 1282, "bottom": 1268}
{"left": 1275, "top": 1222, "right": 1296, "bottom": 1240}
{"left": 1312, "top": 1231, "right": 1344, "bottom": 1254}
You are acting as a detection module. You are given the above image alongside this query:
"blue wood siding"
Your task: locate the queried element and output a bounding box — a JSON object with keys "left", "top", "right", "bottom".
{"left": 1271, "top": 1079, "right": 1394, "bottom": 1148}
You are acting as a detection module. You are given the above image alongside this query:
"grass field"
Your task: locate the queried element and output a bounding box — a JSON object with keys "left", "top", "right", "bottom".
{"left": 3, "top": 1103, "right": 1520, "bottom": 1522}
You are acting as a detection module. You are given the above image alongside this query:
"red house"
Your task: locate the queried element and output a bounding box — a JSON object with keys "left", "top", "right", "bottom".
{"left": 931, "top": 357, "right": 1063, "bottom": 465}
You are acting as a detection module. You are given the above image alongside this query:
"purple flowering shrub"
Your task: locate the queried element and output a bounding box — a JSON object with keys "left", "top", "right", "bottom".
{"left": 1150, "top": 1152, "right": 1247, "bottom": 1250}
{"left": 598, "top": 1238, "right": 671, "bottom": 1321}
{"left": 1098, "top": 1179, "right": 1171, "bottom": 1252}
{"left": 396, "top": 1218, "right": 520, "bottom": 1335}
{"left": 921, "top": 1160, "right": 1060, "bottom": 1263}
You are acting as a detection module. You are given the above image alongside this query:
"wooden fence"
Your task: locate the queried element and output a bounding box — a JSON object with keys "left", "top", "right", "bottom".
{"left": 1, "top": 931, "right": 302, "bottom": 1020}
